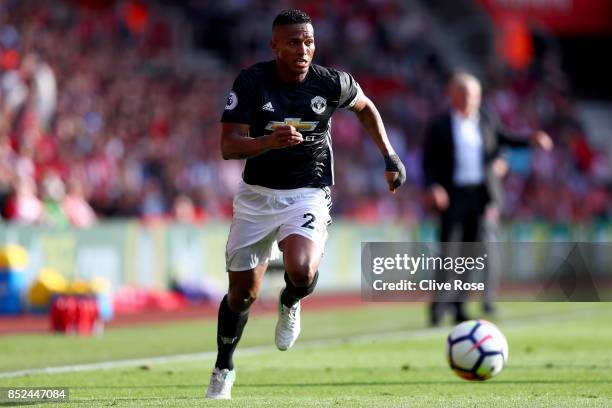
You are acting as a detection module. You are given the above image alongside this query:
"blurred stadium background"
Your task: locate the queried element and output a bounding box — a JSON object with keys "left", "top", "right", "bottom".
{"left": 0, "top": 0, "right": 611, "bottom": 398}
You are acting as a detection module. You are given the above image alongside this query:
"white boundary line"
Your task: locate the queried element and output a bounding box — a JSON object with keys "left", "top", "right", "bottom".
{"left": 0, "top": 308, "right": 605, "bottom": 379}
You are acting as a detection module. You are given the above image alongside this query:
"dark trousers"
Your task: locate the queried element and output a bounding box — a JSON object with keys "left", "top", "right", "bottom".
{"left": 430, "top": 185, "right": 486, "bottom": 324}
{"left": 440, "top": 185, "right": 487, "bottom": 242}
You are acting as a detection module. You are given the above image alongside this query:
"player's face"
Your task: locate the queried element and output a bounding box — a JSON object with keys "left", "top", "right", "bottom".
{"left": 271, "top": 23, "right": 315, "bottom": 78}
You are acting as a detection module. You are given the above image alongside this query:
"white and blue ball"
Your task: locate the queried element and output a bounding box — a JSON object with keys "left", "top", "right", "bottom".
{"left": 447, "top": 320, "right": 509, "bottom": 381}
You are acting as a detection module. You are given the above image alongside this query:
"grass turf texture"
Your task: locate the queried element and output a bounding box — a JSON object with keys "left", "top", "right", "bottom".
{"left": 1, "top": 302, "right": 611, "bottom": 407}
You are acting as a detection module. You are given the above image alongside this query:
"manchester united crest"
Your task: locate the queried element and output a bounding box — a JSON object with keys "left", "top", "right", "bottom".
{"left": 310, "top": 96, "right": 327, "bottom": 114}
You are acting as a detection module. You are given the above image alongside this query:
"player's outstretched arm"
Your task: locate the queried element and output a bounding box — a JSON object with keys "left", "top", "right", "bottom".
{"left": 221, "top": 123, "right": 303, "bottom": 160}
{"left": 349, "top": 90, "right": 406, "bottom": 192}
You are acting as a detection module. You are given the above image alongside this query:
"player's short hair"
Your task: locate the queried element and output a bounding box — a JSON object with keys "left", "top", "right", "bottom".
{"left": 272, "top": 9, "right": 312, "bottom": 28}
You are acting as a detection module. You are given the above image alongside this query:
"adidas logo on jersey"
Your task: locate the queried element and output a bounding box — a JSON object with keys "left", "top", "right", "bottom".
{"left": 262, "top": 102, "right": 275, "bottom": 112}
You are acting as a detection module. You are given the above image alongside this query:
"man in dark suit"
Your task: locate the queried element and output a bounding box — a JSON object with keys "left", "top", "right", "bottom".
{"left": 423, "top": 71, "right": 552, "bottom": 325}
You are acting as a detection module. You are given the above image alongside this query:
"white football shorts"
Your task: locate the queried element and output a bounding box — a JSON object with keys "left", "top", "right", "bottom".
{"left": 225, "top": 181, "right": 332, "bottom": 271}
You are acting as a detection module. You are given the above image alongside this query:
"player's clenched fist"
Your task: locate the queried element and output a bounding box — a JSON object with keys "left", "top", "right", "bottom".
{"left": 266, "top": 125, "right": 303, "bottom": 149}
{"left": 384, "top": 154, "right": 406, "bottom": 193}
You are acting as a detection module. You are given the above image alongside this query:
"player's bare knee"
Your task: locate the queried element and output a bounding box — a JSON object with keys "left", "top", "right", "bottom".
{"left": 302, "top": 266, "right": 318, "bottom": 286}
{"left": 287, "top": 263, "right": 317, "bottom": 287}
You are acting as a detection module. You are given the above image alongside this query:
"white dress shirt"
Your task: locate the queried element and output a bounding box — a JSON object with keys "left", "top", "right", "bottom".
{"left": 452, "top": 111, "right": 484, "bottom": 186}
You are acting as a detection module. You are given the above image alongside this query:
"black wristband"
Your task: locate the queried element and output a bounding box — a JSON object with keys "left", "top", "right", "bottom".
{"left": 383, "top": 154, "right": 406, "bottom": 189}
{"left": 384, "top": 154, "right": 401, "bottom": 172}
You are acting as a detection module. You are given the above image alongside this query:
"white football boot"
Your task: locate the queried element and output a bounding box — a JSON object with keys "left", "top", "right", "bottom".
{"left": 275, "top": 295, "right": 301, "bottom": 351}
{"left": 205, "top": 367, "right": 235, "bottom": 399}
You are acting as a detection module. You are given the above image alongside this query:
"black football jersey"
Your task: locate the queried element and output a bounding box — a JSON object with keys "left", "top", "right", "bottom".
{"left": 221, "top": 60, "right": 359, "bottom": 189}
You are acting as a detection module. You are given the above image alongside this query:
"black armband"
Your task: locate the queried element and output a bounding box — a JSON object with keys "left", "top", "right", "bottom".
{"left": 384, "top": 154, "right": 406, "bottom": 189}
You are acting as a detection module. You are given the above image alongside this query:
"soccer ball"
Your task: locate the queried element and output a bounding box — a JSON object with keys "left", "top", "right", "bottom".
{"left": 447, "top": 319, "right": 509, "bottom": 381}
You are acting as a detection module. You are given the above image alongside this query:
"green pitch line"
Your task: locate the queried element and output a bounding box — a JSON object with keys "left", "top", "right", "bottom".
{"left": 0, "top": 302, "right": 606, "bottom": 373}
{"left": 0, "top": 303, "right": 611, "bottom": 407}
{"left": 1, "top": 305, "right": 601, "bottom": 379}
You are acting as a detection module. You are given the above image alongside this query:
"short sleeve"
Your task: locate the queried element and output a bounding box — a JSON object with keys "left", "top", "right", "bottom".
{"left": 221, "top": 70, "right": 258, "bottom": 124}
{"left": 337, "top": 71, "right": 360, "bottom": 109}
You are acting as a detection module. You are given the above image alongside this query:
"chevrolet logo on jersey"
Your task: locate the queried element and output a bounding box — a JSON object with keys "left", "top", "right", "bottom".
{"left": 265, "top": 118, "right": 318, "bottom": 132}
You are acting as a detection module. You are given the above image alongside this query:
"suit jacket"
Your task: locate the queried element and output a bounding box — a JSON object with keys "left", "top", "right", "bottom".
{"left": 422, "top": 110, "right": 530, "bottom": 208}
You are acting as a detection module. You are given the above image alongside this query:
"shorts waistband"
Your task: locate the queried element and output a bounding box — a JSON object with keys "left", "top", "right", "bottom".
{"left": 241, "top": 181, "right": 324, "bottom": 197}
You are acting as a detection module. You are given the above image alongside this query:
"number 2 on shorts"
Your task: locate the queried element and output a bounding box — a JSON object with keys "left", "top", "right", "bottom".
{"left": 301, "top": 213, "right": 316, "bottom": 229}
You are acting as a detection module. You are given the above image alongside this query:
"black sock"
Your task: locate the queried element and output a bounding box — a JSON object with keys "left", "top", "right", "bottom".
{"left": 280, "top": 271, "right": 319, "bottom": 308}
{"left": 214, "top": 295, "right": 249, "bottom": 370}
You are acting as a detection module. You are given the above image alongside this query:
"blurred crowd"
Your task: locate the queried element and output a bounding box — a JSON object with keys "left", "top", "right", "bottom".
{"left": 0, "top": 0, "right": 229, "bottom": 226}
{"left": 0, "top": 0, "right": 609, "bottom": 228}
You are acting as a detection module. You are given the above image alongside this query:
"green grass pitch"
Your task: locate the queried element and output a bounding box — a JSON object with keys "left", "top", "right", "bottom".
{"left": 1, "top": 302, "right": 611, "bottom": 407}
